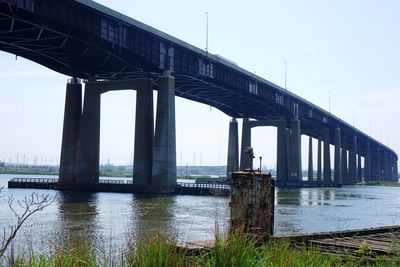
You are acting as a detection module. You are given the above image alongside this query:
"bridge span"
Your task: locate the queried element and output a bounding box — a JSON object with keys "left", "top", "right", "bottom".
{"left": 0, "top": 0, "right": 397, "bottom": 191}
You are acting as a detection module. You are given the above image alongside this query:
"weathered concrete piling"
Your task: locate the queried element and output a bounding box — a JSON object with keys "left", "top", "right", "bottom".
{"left": 230, "top": 171, "right": 275, "bottom": 237}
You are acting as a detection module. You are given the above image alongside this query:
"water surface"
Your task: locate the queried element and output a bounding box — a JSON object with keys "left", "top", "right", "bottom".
{"left": 1, "top": 174, "right": 400, "bottom": 252}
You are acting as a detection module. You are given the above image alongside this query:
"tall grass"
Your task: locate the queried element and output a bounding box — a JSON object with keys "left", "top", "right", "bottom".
{"left": 125, "top": 234, "right": 186, "bottom": 267}
{"left": 3, "top": 233, "right": 400, "bottom": 266}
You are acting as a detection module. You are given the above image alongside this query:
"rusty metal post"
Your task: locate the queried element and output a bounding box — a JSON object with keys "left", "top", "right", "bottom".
{"left": 230, "top": 171, "right": 275, "bottom": 237}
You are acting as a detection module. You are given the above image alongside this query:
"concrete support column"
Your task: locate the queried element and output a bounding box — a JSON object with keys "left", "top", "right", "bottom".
{"left": 357, "top": 154, "right": 362, "bottom": 183}
{"left": 376, "top": 147, "right": 381, "bottom": 180}
{"left": 152, "top": 73, "right": 177, "bottom": 188}
{"left": 276, "top": 120, "right": 288, "bottom": 184}
{"left": 334, "top": 128, "right": 342, "bottom": 185}
{"left": 392, "top": 157, "right": 396, "bottom": 181}
{"left": 133, "top": 80, "right": 154, "bottom": 186}
{"left": 286, "top": 128, "right": 291, "bottom": 178}
{"left": 227, "top": 118, "right": 239, "bottom": 182}
{"left": 240, "top": 118, "right": 252, "bottom": 170}
{"left": 289, "top": 119, "right": 302, "bottom": 182}
{"left": 390, "top": 156, "right": 395, "bottom": 181}
{"left": 341, "top": 137, "right": 348, "bottom": 184}
{"left": 323, "top": 129, "right": 331, "bottom": 185}
{"left": 59, "top": 78, "right": 82, "bottom": 184}
{"left": 384, "top": 151, "right": 389, "bottom": 181}
{"left": 349, "top": 136, "right": 357, "bottom": 184}
{"left": 77, "top": 83, "right": 101, "bottom": 183}
{"left": 308, "top": 137, "right": 313, "bottom": 182}
{"left": 365, "top": 142, "right": 371, "bottom": 181}
{"left": 317, "top": 139, "right": 322, "bottom": 184}
{"left": 395, "top": 160, "right": 398, "bottom": 181}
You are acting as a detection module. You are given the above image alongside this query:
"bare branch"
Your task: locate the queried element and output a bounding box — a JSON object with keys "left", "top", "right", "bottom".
{"left": 0, "top": 192, "right": 58, "bottom": 258}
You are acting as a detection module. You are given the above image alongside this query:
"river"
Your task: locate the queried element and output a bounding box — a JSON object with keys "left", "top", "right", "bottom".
{"left": 1, "top": 174, "right": 400, "bottom": 253}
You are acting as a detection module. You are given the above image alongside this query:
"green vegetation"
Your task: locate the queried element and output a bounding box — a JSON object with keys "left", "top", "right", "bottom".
{"left": 365, "top": 181, "right": 400, "bottom": 187}
{"left": 3, "top": 234, "right": 400, "bottom": 266}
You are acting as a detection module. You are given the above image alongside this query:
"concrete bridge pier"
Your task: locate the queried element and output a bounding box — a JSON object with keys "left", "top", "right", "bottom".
{"left": 341, "top": 137, "right": 349, "bottom": 184}
{"left": 226, "top": 118, "right": 239, "bottom": 182}
{"left": 388, "top": 156, "right": 393, "bottom": 181}
{"left": 276, "top": 120, "right": 288, "bottom": 184}
{"left": 334, "top": 128, "right": 342, "bottom": 185}
{"left": 395, "top": 160, "right": 398, "bottom": 181}
{"left": 388, "top": 155, "right": 393, "bottom": 181}
{"left": 240, "top": 118, "right": 252, "bottom": 170}
{"left": 348, "top": 136, "right": 357, "bottom": 184}
{"left": 308, "top": 137, "right": 313, "bottom": 182}
{"left": 77, "top": 82, "right": 101, "bottom": 183}
{"left": 289, "top": 119, "right": 302, "bottom": 182}
{"left": 357, "top": 154, "right": 362, "bottom": 183}
{"left": 133, "top": 80, "right": 154, "bottom": 186}
{"left": 151, "top": 72, "right": 177, "bottom": 190}
{"left": 59, "top": 78, "right": 82, "bottom": 184}
{"left": 376, "top": 147, "right": 382, "bottom": 180}
{"left": 286, "top": 128, "right": 291, "bottom": 179}
{"left": 383, "top": 151, "right": 389, "bottom": 181}
{"left": 371, "top": 147, "right": 381, "bottom": 181}
{"left": 391, "top": 156, "right": 396, "bottom": 181}
{"left": 317, "top": 139, "right": 322, "bottom": 184}
{"left": 323, "top": 129, "right": 331, "bottom": 185}
{"left": 365, "top": 142, "right": 371, "bottom": 181}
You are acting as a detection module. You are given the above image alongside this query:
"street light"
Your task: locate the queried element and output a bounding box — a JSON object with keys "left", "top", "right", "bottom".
{"left": 205, "top": 12, "right": 209, "bottom": 54}
{"left": 284, "top": 60, "right": 287, "bottom": 90}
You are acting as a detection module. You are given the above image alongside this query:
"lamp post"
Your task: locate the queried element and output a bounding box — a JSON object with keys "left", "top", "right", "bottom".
{"left": 284, "top": 60, "right": 287, "bottom": 90}
{"left": 205, "top": 12, "right": 209, "bottom": 54}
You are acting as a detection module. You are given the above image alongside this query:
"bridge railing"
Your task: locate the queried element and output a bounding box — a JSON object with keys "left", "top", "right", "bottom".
{"left": 99, "top": 179, "right": 125, "bottom": 184}
{"left": 177, "top": 182, "right": 230, "bottom": 190}
{"left": 9, "top": 178, "right": 231, "bottom": 189}
{"left": 11, "top": 178, "right": 58, "bottom": 183}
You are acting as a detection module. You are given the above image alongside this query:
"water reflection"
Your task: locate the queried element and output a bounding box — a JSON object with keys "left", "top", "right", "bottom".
{"left": 2, "top": 174, "right": 400, "bottom": 249}
{"left": 276, "top": 188, "right": 301, "bottom": 206}
{"left": 54, "top": 192, "right": 100, "bottom": 249}
{"left": 129, "top": 194, "right": 176, "bottom": 240}
{"left": 277, "top": 188, "right": 342, "bottom": 207}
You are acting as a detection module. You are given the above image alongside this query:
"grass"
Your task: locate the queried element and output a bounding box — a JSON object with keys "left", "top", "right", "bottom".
{"left": 364, "top": 181, "right": 400, "bottom": 187}
{"left": 4, "top": 234, "right": 400, "bottom": 266}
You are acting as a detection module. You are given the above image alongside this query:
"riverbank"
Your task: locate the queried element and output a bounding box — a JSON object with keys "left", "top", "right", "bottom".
{"left": 364, "top": 181, "right": 400, "bottom": 187}
{"left": 2, "top": 234, "right": 400, "bottom": 266}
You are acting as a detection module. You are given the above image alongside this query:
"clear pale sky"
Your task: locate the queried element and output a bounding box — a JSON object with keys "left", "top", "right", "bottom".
{"left": 0, "top": 0, "right": 399, "bottom": 169}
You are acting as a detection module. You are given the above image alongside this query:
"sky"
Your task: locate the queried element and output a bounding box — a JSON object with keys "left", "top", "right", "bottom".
{"left": 1, "top": 0, "right": 400, "bottom": 169}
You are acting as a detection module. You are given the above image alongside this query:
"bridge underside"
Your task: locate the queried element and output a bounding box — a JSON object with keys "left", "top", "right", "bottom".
{"left": 0, "top": 3, "right": 287, "bottom": 121}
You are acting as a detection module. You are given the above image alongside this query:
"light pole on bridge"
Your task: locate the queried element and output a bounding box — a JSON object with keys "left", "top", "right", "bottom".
{"left": 205, "top": 11, "right": 209, "bottom": 54}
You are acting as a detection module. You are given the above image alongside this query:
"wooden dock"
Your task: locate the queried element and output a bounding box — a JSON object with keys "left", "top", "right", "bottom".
{"left": 287, "top": 225, "right": 400, "bottom": 257}
{"left": 177, "top": 226, "right": 400, "bottom": 259}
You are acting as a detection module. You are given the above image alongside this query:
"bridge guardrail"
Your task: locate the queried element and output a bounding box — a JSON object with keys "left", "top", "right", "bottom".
{"left": 12, "top": 178, "right": 58, "bottom": 183}
{"left": 177, "top": 182, "right": 230, "bottom": 190}
{"left": 99, "top": 179, "right": 125, "bottom": 184}
{"left": 9, "top": 178, "right": 231, "bottom": 189}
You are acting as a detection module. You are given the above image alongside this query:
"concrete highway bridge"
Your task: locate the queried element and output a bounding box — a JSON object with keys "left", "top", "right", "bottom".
{"left": 0, "top": 0, "right": 397, "bottom": 192}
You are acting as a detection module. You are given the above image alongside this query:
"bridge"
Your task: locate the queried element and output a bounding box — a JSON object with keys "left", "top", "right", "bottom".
{"left": 0, "top": 0, "right": 397, "bottom": 192}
